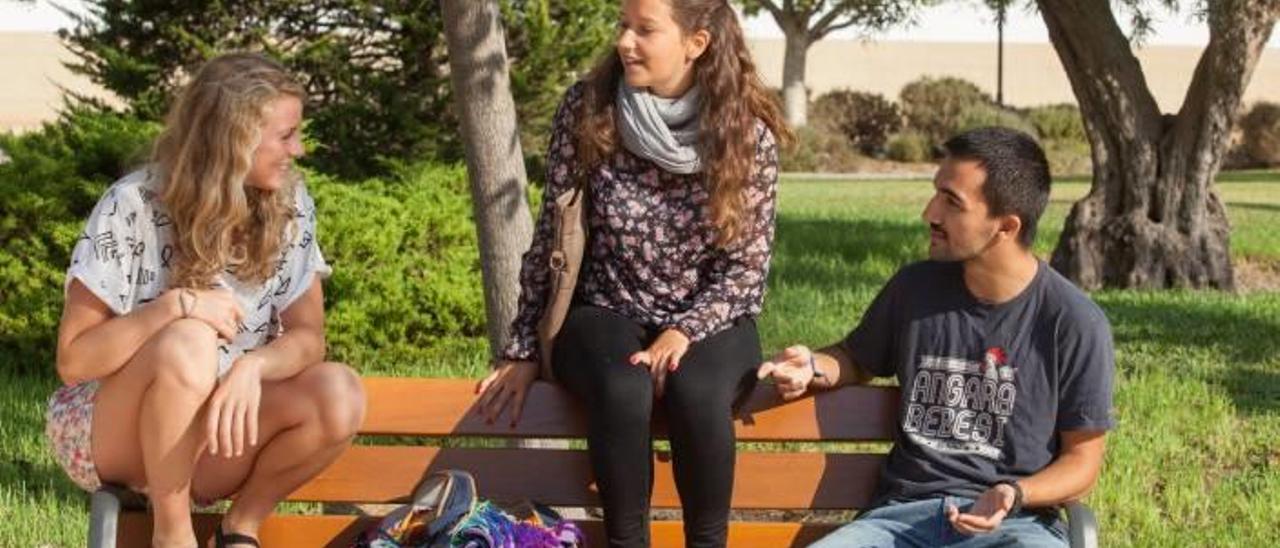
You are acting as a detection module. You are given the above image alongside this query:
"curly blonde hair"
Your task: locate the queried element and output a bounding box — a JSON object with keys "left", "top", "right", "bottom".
{"left": 153, "top": 52, "right": 305, "bottom": 288}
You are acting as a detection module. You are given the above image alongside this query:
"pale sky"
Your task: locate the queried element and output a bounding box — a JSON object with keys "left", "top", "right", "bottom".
{"left": 2, "top": 0, "right": 1276, "bottom": 48}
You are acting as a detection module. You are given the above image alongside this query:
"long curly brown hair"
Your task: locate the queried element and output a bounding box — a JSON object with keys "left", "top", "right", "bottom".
{"left": 576, "top": 0, "right": 791, "bottom": 247}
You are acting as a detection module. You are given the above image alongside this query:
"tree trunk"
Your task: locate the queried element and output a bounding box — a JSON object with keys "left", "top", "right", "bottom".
{"left": 442, "top": 0, "right": 535, "bottom": 357}
{"left": 1039, "top": 0, "right": 1279, "bottom": 290}
{"left": 781, "top": 24, "right": 811, "bottom": 127}
{"left": 996, "top": 3, "right": 1005, "bottom": 106}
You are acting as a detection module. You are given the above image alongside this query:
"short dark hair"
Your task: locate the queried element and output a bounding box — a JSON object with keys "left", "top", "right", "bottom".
{"left": 941, "top": 127, "right": 1051, "bottom": 248}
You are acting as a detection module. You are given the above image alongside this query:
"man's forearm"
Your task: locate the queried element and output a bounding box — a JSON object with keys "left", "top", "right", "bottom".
{"left": 811, "top": 344, "right": 872, "bottom": 390}
{"left": 1017, "top": 432, "right": 1107, "bottom": 508}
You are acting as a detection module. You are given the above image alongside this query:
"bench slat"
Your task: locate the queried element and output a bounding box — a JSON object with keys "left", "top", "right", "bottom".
{"left": 290, "top": 446, "right": 884, "bottom": 510}
{"left": 360, "top": 377, "right": 899, "bottom": 441}
{"left": 117, "top": 512, "right": 840, "bottom": 548}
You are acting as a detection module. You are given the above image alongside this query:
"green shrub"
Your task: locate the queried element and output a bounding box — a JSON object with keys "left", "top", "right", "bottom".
{"left": 1042, "top": 138, "right": 1093, "bottom": 177}
{"left": 780, "top": 125, "right": 868, "bottom": 173}
{"left": 885, "top": 130, "right": 933, "bottom": 163}
{"left": 0, "top": 107, "right": 159, "bottom": 376}
{"left": 1027, "top": 103, "right": 1086, "bottom": 142}
{"left": 1240, "top": 101, "right": 1280, "bottom": 166}
{"left": 899, "top": 76, "right": 992, "bottom": 147}
{"left": 810, "top": 89, "right": 902, "bottom": 156}
{"left": 956, "top": 103, "right": 1040, "bottom": 138}
{"left": 311, "top": 164, "right": 488, "bottom": 375}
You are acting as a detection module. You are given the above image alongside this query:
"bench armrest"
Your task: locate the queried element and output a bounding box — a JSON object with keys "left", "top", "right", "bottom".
{"left": 1064, "top": 500, "right": 1098, "bottom": 548}
{"left": 89, "top": 484, "right": 148, "bottom": 548}
{"left": 88, "top": 488, "right": 121, "bottom": 548}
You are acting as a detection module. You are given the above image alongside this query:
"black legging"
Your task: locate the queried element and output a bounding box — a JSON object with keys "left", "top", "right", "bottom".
{"left": 552, "top": 305, "right": 762, "bottom": 548}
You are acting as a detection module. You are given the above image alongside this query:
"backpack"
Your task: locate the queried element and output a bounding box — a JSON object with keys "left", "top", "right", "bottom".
{"left": 355, "top": 469, "right": 477, "bottom": 548}
{"left": 354, "top": 469, "right": 584, "bottom": 548}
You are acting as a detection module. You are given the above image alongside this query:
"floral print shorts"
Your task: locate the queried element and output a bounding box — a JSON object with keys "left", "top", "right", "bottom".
{"left": 45, "top": 380, "right": 103, "bottom": 492}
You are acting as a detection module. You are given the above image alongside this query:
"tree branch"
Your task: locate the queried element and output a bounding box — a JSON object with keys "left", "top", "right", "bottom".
{"left": 813, "top": 15, "right": 860, "bottom": 40}
{"left": 810, "top": 2, "right": 851, "bottom": 38}
{"left": 1165, "top": 2, "right": 1280, "bottom": 222}
{"left": 757, "top": 0, "right": 785, "bottom": 21}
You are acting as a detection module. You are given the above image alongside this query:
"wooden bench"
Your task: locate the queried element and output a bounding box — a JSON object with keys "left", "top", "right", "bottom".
{"left": 89, "top": 377, "right": 1098, "bottom": 547}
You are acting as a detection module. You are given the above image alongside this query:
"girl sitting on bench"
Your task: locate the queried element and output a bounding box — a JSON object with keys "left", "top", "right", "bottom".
{"left": 477, "top": 0, "right": 790, "bottom": 545}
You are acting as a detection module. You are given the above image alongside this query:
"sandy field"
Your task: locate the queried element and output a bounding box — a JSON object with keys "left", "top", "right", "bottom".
{"left": 748, "top": 38, "right": 1280, "bottom": 111}
{"left": 2, "top": 32, "right": 1278, "bottom": 133}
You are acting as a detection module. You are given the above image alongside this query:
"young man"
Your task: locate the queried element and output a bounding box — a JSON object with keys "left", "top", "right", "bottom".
{"left": 758, "top": 127, "right": 1114, "bottom": 547}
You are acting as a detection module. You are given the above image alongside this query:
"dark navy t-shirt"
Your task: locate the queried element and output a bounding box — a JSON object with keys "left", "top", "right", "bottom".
{"left": 839, "top": 260, "right": 1115, "bottom": 504}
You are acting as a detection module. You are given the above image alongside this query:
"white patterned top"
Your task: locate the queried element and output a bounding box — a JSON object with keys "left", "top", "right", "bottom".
{"left": 66, "top": 168, "right": 331, "bottom": 378}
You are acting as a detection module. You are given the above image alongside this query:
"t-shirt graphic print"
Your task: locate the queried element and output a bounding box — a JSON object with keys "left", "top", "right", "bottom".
{"left": 66, "top": 167, "right": 332, "bottom": 379}
{"left": 903, "top": 347, "right": 1018, "bottom": 461}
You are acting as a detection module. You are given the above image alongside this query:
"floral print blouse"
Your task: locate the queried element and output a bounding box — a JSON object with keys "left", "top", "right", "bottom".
{"left": 502, "top": 83, "right": 779, "bottom": 362}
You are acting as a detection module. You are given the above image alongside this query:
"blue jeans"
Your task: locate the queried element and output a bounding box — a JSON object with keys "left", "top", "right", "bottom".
{"left": 810, "top": 497, "right": 1068, "bottom": 548}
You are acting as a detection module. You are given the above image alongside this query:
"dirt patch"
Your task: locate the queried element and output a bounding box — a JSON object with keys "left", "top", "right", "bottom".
{"left": 1234, "top": 257, "right": 1280, "bottom": 293}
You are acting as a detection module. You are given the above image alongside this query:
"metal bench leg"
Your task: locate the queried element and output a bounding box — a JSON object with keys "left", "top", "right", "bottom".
{"left": 1064, "top": 501, "right": 1098, "bottom": 548}
{"left": 88, "top": 488, "right": 122, "bottom": 548}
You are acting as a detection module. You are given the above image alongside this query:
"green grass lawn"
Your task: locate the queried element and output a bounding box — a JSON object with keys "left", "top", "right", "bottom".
{"left": 3, "top": 176, "right": 1278, "bottom": 546}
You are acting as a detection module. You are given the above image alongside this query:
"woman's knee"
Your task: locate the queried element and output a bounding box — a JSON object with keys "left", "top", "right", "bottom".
{"left": 144, "top": 319, "right": 219, "bottom": 396}
{"left": 301, "top": 362, "right": 365, "bottom": 442}
{"left": 663, "top": 370, "right": 736, "bottom": 416}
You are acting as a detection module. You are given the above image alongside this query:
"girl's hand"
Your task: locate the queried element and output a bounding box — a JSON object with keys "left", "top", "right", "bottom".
{"left": 206, "top": 355, "right": 263, "bottom": 458}
{"left": 629, "top": 329, "right": 690, "bottom": 398}
{"left": 476, "top": 360, "right": 540, "bottom": 427}
{"left": 169, "top": 287, "right": 244, "bottom": 341}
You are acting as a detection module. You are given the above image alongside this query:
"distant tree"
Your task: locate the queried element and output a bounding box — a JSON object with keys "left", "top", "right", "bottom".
{"left": 736, "top": 0, "right": 926, "bottom": 127}
{"left": 983, "top": 0, "right": 1011, "bottom": 105}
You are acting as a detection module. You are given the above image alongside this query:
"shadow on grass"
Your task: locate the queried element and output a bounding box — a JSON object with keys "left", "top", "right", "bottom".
{"left": 1099, "top": 295, "right": 1280, "bottom": 414}
{"left": 0, "top": 453, "right": 87, "bottom": 507}
{"left": 1212, "top": 365, "right": 1280, "bottom": 416}
{"left": 771, "top": 215, "right": 924, "bottom": 295}
{"left": 1228, "top": 202, "right": 1280, "bottom": 214}
{"left": 1217, "top": 169, "right": 1280, "bottom": 184}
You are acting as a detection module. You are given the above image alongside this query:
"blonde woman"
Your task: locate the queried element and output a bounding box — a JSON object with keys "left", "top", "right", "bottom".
{"left": 46, "top": 53, "right": 365, "bottom": 548}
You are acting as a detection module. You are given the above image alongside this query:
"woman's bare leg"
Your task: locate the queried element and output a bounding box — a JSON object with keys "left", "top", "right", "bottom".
{"left": 190, "top": 361, "right": 365, "bottom": 540}
{"left": 91, "top": 319, "right": 220, "bottom": 548}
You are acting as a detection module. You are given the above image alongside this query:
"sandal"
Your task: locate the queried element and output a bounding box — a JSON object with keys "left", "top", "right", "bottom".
{"left": 212, "top": 526, "right": 260, "bottom": 548}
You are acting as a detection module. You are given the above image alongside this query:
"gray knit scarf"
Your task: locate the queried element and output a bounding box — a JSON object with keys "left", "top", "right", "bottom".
{"left": 616, "top": 80, "right": 703, "bottom": 174}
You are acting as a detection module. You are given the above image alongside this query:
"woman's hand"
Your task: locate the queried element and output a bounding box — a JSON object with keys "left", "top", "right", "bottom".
{"left": 206, "top": 355, "right": 263, "bottom": 459}
{"left": 476, "top": 360, "right": 540, "bottom": 427}
{"left": 629, "top": 329, "right": 690, "bottom": 398}
{"left": 168, "top": 287, "right": 244, "bottom": 341}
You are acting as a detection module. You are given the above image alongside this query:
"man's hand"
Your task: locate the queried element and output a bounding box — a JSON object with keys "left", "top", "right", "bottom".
{"left": 629, "top": 329, "right": 690, "bottom": 398}
{"left": 756, "top": 345, "right": 817, "bottom": 400}
{"left": 947, "top": 482, "right": 1018, "bottom": 535}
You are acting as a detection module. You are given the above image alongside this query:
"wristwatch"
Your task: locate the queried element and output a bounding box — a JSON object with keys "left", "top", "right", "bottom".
{"left": 995, "top": 479, "right": 1024, "bottom": 515}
